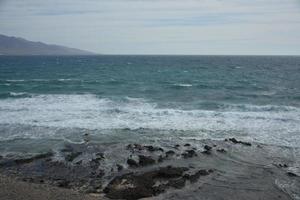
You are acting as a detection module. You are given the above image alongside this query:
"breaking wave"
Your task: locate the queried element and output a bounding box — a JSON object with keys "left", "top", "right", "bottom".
{"left": 0, "top": 94, "right": 299, "bottom": 146}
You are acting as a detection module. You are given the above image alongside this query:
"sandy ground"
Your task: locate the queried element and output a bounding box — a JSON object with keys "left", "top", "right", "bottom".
{"left": 0, "top": 175, "right": 100, "bottom": 200}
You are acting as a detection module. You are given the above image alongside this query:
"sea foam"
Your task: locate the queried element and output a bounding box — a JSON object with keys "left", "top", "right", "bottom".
{"left": 0, "top": 94, "right": 299, "bottom": 146}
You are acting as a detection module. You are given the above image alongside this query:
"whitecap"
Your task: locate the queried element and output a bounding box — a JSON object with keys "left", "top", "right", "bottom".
{"left": 6, "top": 79, "right": 25, "bottom": 82}
{"left": 173, "top": 83, "right": 193, "bottom": 87}
{"left": 0, "top": 94, "right": 299, "bottom": 147}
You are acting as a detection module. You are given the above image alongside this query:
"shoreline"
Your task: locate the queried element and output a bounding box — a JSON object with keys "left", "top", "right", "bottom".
{"left": 0, "top": 138, "right": 299, "bottom": 200}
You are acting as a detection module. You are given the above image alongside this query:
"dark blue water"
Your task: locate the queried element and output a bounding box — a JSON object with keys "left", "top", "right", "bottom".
{"left": 0, "top": 55, "right": 300, "bottom": 152}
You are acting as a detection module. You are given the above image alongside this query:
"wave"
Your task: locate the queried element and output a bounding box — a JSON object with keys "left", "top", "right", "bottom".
{"left": 0, "top": 92, "right": 32, "bottom": 98}
{"left": 0, "top": 94, "right": 299, "bottom": 146}
{"left": 172, "top": 83, "right": 193, "bottom": 88}
{"left": 4, "top": 79, "right": 81, "bottom": 83}
{"left": 6, "top": 79, "right": 25, "bottom": 82}
{"left": 9, "top": 92, "right": 30, "bottom": 97}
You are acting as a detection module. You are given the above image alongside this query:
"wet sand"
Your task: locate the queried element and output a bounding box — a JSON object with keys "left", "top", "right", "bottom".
{"left": 0, "top": 175, "right": 99, "bottom": 200}
{"left": 0, "top": 138, "right": 299, "bottom": 200}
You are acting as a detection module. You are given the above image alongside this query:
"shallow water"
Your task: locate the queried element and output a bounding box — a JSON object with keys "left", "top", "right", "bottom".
{"left": 0, "top": 55, "right": 300, "bottom": 154}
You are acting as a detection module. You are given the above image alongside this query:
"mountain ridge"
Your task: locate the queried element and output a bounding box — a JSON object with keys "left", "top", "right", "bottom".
{"left": 0, "top": 34, "right": 96, "bottom": 55}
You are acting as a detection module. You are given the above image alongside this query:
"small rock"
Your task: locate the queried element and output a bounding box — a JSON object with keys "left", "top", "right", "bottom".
{"left": 127, "top": 158, "right": 139, "bottom": 167}
{"left": 167, "top": 178, "right": 186, "bottom": 189}
{"left": 184, "top": 143, "right": 191, "bottom": 147}
{"left": 229, "top": 138, "right": 238, "bottom": 143}
{"left": 287, "top": 172, "right": 298, "bottom": 177}
{"left": 204, "top": 145, "right": 212, "bottom": 151}
{"left": 144, "top": 145, "right": 164, "bottom": 152}
{"left": 55, "top": 179, "right": 70, "bottom": 188}
{"left": 65, "top": 152, "right": 82, "bottom": 162}
{"left": 116, "top": 164, "right": 123, "bottom": 171}
{"left": 134, "top": 144, "right": 143, "bottom": 150}
{"left": 166, "top": 150, "right": 175, "bottom": 157}
{"left": 228, "top": 138, "right": 252, "bottom": 146}
{"left": 158, "top": 155, "right": 164, "bottom": 163}
{"left": 182, "top": 150, "right": 197, "bottom": 158}
{"left": 201, "top": 150, "right": 211, "bottom": 155}
{"left": 216, "top": 148, "right": 227, "bottom": 153}
{"left": 95, "top": 152, "right": 105, "bottom": 159}
{"left": 138, "top": 155, "right": 155, "bottom": 166}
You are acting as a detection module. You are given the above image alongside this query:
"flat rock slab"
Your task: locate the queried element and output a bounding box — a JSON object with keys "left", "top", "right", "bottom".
{"left": 0, "top": 139, "right": 299, "bottom": 200}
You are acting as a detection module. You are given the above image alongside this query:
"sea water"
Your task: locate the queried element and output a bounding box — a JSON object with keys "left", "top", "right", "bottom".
{"left": 0, "top": 55, "right": 299, "bottom": 154}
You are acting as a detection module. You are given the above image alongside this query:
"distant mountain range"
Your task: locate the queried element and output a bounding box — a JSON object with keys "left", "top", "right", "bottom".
{"left": 0, "top": 34, "right": 96, "bottom": 55}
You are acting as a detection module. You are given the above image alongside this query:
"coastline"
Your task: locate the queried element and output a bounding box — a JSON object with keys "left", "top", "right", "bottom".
{"left": 1, "top": 138, "right": 299, "bottom": 200}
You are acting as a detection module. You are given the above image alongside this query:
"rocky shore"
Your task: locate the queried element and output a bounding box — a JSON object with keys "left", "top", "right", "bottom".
{"left": 0, "top": 138, "right": 299, "bottom": 200}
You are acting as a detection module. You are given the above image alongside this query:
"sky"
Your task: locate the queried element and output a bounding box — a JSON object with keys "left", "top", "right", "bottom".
{"left": 0, "top": 0, "right": 300, "bottom": 55}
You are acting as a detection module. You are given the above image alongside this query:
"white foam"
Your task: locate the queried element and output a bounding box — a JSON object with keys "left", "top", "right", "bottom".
{"left": 6, "top": 79, "right": 25, "bottom": 82}
{"left": 173, "top": 83, "right": 193, "bottom": 87}
{"left": 0, "top": 94, "right": 299, "bottom": 146}
{"left": 9, "top": 92, "right": 28, "bottom": 97}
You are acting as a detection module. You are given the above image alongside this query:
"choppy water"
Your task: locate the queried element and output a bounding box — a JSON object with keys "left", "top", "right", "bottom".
{"left": 0, "top": 55, "right": 300, "bottom": 153}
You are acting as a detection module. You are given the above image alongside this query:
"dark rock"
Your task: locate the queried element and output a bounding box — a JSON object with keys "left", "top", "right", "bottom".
{"left": 184, "top": 143, "right": 191, "bottom": 147}
{"left": 55, "top": 179, "right": 70, "bottom": 188}
{"left": 104, "top": 173, "right": 155, "bottom": 200}
{"left": 174, "top": 144, "right": 180, "bottom": 149}
{"left": 158, "top": 155, "right": 164, "bottom": 163}
{"left": 126, "top": 144, "right": 144, "bottom": 151}
{"left": 134, "top": 144, "right": 143, "bottom": 150}
{"left": 117, "top": 164, "right": 124, "bottom": 171}
{"left": 241, "top": 141, "right": 251, "bottom": 146}
{"left": 75, "top": 160, "right": 82, "bottom": 165}
{"left": 104, "top": 166, "right": 188, "bottom": 200}
{"left": 138, "top": 155, "right": 155, "bottom": 166}
{"left": 127, "top": 158, "right": 139, "bottom": 167}
{"left": 217, "top": 148, "right": 227, "bottom": 153}
{"left": 204, "top": 145, "right": 212, "bottom": 151}
{"left": 167, "top": 177, "right": 186, "bottom": 189}
{"left": 144, "top": 145, "right": 155, "bottom": 152}
{"left": 287, "top": 172, "right": 298, "bottom": 177}
{"left": 166, "top": 150, "right": 175, "bottom": 157}
{"left": 184, "top": 169, "right": 212, "bottom": 183}
{"left": 95, "top": 152, "right": 105, "bottom": 159}
{"left": 144, "top": 145, "right": 164, "bottom": 152}
{"left": 182, "top": 150, "right": 197, "bottom": 158}
{"left": 14, "top": 152, "right": 53, "bottom": 165}
{"left": 228, "top": 138, "right": 252, "bottom": 146}
{"left": 201, "top": 150, "right": 209, "bottom": 155}
{"left": 229, "top": 138, "right": 238, "bottom": 143}
{"left": 65, "top": 152, "right": 82, "bottom": 162}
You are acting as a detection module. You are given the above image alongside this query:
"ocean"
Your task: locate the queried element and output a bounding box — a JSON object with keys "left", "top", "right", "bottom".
{"left": 0, "top": 55, "right": 300, "bottom": 154}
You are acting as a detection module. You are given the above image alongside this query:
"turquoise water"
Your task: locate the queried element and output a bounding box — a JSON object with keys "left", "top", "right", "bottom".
{"left": 0, "top": 55, "right": 300, "bottom": 153}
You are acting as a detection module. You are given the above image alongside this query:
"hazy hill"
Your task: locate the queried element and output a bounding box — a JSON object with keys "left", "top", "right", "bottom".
{"left": 0, "top": 34, "right": 95, "bottom": 55}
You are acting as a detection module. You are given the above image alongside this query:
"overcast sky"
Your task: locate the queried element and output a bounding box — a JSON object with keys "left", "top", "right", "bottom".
{"left": 0, "top": 0, "right": 300, "bottom": 55}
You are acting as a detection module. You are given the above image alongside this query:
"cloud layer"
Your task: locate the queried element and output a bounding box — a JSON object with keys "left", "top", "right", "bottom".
{"left": 0, "top": 0, "right": 300, "bottom": 54}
